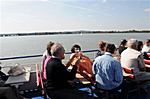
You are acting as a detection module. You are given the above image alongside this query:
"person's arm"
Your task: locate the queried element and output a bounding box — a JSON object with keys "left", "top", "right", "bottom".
{"left": 59, "top": 63, "right": 77, "bottom": 80}
{"left": 114, "top": 62, "right": 123, "bottom": 83}
{"left": 108, "top": 61, "right": 123, "bottom": 87}
{"left": 92, "top": 61, "right": 97, "bottom": 75}
{"left": 66, "top": 53, "right": 80, "bottom": 67}
{"left": 138, "top": 54, "right": 146, "bottom": 71}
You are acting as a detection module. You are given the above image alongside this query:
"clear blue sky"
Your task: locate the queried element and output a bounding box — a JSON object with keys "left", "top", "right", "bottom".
{"left": 0, "top": 0, "right": 150, "bottom": 33}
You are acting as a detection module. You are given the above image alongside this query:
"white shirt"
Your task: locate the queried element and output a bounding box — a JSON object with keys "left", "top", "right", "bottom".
{"left": 121, "top": 48, "right": 145, "bottom": 74}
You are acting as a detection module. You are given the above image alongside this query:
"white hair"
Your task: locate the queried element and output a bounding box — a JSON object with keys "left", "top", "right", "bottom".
{"left": 127, "top": 39, "right": 138, "bottom": 49}
{"left": 51, "top": 43, "right": 64, "bottom": 57}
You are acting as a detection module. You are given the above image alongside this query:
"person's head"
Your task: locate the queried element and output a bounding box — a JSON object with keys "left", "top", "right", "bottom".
{"left": 144, "top": 39, "right": 150, "bottom": 46}
{"left": 47, "top": 41, "right": 54, "bottom": 56}
{"left": 105, "top": 43, "right": 117, "bottom": 54}
{"left": 51, "top": 43, "right": 65, "bottom": 60}
{"left": 127, "top": 39, "right": 138, "bottom": 50}
{"left": 120, "top": 39, "right": 127, "bottom": 46}
{"left": 136, "top": 41, "right": 143, "bottom": 51}
{"left": 71, "top": 44, "right": 81, "bottom": 53}
{"left": 98, "top": 41, "right": 107, "bottom": 51}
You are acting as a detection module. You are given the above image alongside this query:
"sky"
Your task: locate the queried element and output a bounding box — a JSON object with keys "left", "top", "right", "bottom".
{"left": 0, "top": 0, "right": 150, "bottom": 33}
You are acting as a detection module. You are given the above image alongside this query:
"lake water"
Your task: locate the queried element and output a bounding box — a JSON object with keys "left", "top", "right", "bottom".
{"left": 0, "top": 33, "right": 149, "bottom": 66}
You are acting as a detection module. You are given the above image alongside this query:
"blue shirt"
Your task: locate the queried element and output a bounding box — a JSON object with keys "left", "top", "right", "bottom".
{"left": 92, "top": 52, "right": 123, "bottom": 90}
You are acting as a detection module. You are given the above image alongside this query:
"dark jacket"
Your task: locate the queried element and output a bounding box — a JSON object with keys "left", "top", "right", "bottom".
{"left": 46, "top": 58, "right": 77, "bottom": 90}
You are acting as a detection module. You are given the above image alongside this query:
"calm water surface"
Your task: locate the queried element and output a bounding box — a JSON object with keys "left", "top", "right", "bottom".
{"left": 0, "top": 33, "right": 149, "bottom": 66}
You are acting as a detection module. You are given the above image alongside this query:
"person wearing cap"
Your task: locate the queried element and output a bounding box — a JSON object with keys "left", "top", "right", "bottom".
{"left": 121, "top": 39, "right": 150, "bottom": 82}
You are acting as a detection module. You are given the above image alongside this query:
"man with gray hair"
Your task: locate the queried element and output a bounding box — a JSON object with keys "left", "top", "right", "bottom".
{"left": 46, "top": 43, "right": 93, "bottom": 99}
{"left": 121, "top": 39, "right": 150, "bottom": 82}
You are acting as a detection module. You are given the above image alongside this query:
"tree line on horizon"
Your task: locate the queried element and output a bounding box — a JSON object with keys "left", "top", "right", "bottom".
{"left": 0, "top": 30, "right": 149, "bottom": 37}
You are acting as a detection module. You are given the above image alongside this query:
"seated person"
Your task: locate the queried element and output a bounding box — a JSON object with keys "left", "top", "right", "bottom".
{"left": 93, "top": 43, "right": 123, "bottom": 90}
{"left": 46, "top": 43, "right": 93, "bottom": 99}
{"left": 41, "top": 41, "right": 54, "bottom": 81}
{"left": 95, "top": 41, "right": 107, "bottom": 58}
{"left": 136, "top": 41, "right": 150, "bottom": 60}
{"left": 66, "top": 44, "right": 94, "bottom": 83}
{"left": 142, "top": 39, "right": 150, "bottom": 53}
{"left": 93, "top": 43, "right": 126, "bottom": 98}
{"left": 136, "top": 41, "right": 143, "bottom": 52}
{"left": 121, "top": 39, "right": 150, "bottom": 82}
{"left": 118, "top": 39, "right": 127, "bottom": 55}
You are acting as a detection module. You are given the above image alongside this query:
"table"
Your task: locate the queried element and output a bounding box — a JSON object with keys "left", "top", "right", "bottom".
{"left": 75, "top": 73, "right": 95, "bottom": 97}
{"left": 76, "top": 73, "right": 91, "bottom": 84}
{"left": 5, "top": 67, "right": 31, "bottom": 87}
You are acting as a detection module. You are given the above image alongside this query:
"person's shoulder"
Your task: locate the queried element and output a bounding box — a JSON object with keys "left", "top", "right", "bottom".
{"left": 132, "top": 49, "right": 141, "bottom": 56}
{"left": 47, "top": 58, "right": 57, "bottom": 64}
{"left": 94, "top": 55, "right": 103, "bottom": 61}
{"left": 112, "top": 59, "right": 121, "bottom": 68}
{"left": 121, "top": 48, "right": 134, "bottom": 55}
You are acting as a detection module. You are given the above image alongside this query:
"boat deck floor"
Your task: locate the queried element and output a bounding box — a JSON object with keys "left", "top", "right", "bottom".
{"left": 18, "top": 72, "right": 150, "bottom": 99}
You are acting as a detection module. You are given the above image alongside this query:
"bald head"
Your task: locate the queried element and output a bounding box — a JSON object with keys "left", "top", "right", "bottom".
{"left": 127, "top": 39, "right": 138, "bottom": 49}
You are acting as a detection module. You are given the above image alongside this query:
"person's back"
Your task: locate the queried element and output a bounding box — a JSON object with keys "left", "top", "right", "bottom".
{"left": 121, "top": 48, "right": 142, "bottom": 73}
{"left": 121, "top": 39, "right": 150, "bottom": 83}
{"left": 93, "top": 44, "right": 123, "bottom": 90}
{"left": 46, "top": 43, "right": 77, "bottom": 90}
{"left": 46, "top": 43, "right": 93, "bottom": 99}
{"left": 121, "top": 39, "right": 146, "bottom": 74}
{"left": 94, "top": 53, "right": 123, "bottom": 90}
{"left": 46, "top": 57, "right": 76, "bottom": 89}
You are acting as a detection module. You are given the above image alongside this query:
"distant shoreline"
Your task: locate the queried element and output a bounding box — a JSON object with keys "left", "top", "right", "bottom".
{"left": 0, "top": 30, "right": 149, "bottom": 37}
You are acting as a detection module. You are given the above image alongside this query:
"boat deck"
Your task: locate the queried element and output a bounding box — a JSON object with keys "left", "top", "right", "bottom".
{"left": 18, "top": 72, "right": 150, "bottom": 99}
